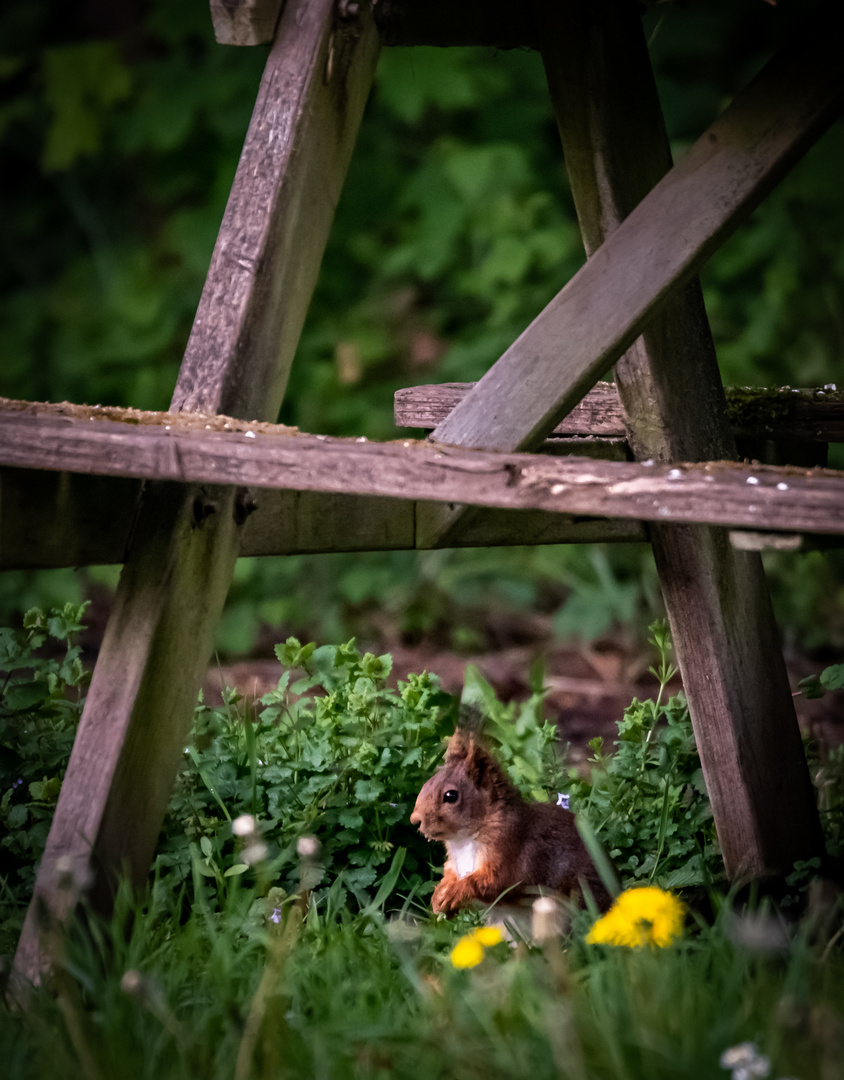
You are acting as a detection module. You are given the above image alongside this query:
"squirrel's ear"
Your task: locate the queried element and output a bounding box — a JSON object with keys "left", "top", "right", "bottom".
{"left": 463, "top": 737, "right": 489, "bottom": 787}
{"left": 445, "top": 729, "right": 470, "bottom": 762}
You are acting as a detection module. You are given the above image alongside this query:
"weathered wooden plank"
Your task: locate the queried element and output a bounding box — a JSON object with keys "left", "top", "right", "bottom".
{"left": 14, "top": 0, "right": 381, "bottom": 987}
{"left": 209, "top": 0, "right": 285, "bottom": 46}
{"left": 0, "top": 468, "right": 142, "bottom": 569}
{"left": 396, "top": 382, "right": 844, "bottom": 443}
{"left": 173, "top": 2, "right": 379, "bottom": 416}
{"left": 0, "top": 468, "right": 644, "bottom": 569}
{"left": 398, "top": 382, "right": 623, "bottom": 436}
{"left": 426, "top": 0, "right": 843, "bottom": 461}
{"left": 239, "top": 493, "right": 644, "bottom": 551}
{"left": 535, "top": 0, "right": 823, "bottom": 877}
{"left": 2, "top": 409, "right": 844, "bottom": 536}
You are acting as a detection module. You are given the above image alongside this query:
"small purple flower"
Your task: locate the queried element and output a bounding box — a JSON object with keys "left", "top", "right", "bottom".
{"left": 13, "top": 778, "right": 24, "bottom": 790}
{"left": 269, "top": 907, "right": 283, "bottom": 924}
{"left": 556, "top": 793, "right": 570, "bottom": 810}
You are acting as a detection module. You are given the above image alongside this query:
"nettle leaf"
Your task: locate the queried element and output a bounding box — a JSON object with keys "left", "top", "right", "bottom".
{"left": 29, "top": 776, "right": 62, "bottom": 803}
{"left": 798, "top": 674, "right": 825, "bottom": 700}
{"left": 338, "top": 808, "right": 364, "bottom": 829}
{"left": 3, "top": 682, "right": 50, "bottom": 713}
{"left": 343, "top": 865, "right": 378, "bottom": 891}
{"left": 360, "top": 652, "right": 393, "bottom": 681}
{"left": 354, "top": 778, "right": 385, "bottom": 804}
{"left": 821, "top": 664, "right": 844, "bottom": 691}
{"left": 6, "top": 804, "right": 28, "bottom": 829}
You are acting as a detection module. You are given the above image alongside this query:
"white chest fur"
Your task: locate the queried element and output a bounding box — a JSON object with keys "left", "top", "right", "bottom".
{"left": 448, "top": 838, "right": 482, "bottom": 879}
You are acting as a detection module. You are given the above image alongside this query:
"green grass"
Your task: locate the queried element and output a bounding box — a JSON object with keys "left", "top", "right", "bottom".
{"left": 3, "top": 613, "right": 843, "bottom": 1079}
{"left": 2, "top": 881, "right": 843, "bottom": 1080}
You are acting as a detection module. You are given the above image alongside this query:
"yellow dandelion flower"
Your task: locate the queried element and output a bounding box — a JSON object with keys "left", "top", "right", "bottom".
{"left": 449, "top": 925, "right": 505, "bottom": 968}
{"left": 473, "top": 926, "right": 504, "bottom": 948}
{"left": 450, "top": 935, "right": 486, "bottom": 969}
{"left": 586, "top": 886, "right": 686, "bottom": 948}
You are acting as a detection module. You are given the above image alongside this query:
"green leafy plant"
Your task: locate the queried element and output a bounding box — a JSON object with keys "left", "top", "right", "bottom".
{"left": 796, "top": 663, "right": 844, "bottom": 700}
{"left": 0, "top": 606, "right": 565, "bottom": 941}
{"left": 566, "top": 620, "right": 719, "bottom": 890}
{"left": 158, "top": 639, "right": 563, "bottom": 915}
{"left": 0, "top": 602, "right": 90, "bottom": 951}
{"left": 159, "top": 638, "right": 454, "bottom": 910}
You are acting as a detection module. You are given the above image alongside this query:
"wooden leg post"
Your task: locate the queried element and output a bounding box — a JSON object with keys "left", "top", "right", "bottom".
{"left": 13, "top": 0, "right": 379, "bottom": 986}
{"left": 535, "top": 0, "right": 824, "bottom": 877}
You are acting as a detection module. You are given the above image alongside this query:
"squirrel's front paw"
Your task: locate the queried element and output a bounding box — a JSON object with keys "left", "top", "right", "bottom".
{"left": 432, "top": 877, "right": 467, "bottom": 915}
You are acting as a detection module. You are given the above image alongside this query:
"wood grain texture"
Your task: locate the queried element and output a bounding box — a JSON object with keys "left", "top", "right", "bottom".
{"left": 14, "top": 0, "right": 380, "bottom": 986}
{"left": 1, "top": 409, "right": 843, "bottom": 536}
{"left": 397, "top": 382, "right": 624, "bottom": 436}
{"left": 0, "top": 468, "right": 142, "bottom": 569}
{"left": 428, "top": 0, "right": 843, "bottom": 458}
{"left": 13, "top": 482, "right": 242, "bottom": 987}
{"left": 396, "top": 382, "right": 844, "bottom": 443}
{"left": 209, "top": 0, "right": 284, "bottom": 46}
{"left": 0, "top": 468, "right": 643, "bottom": 569}
{"left": 173, "top": 1, "right": 380, "bottom": 418}
{"left": 536, "top": 0, "right": 823, "bottom": 877}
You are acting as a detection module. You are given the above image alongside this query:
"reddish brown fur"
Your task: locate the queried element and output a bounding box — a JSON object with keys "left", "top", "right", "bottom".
{"left": 410, "top": 731, "right": 611, "bottom": 915}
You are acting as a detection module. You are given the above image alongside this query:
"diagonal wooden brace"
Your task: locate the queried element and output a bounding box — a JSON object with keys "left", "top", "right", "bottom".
{"left": 534, "top": 0, "right": 825, "bottom": 878}
{"left": 13, "top": 0, "right": 380, "bottom": 987}
{"left": 416, "top": 0, "right": 843, "bottom": 548}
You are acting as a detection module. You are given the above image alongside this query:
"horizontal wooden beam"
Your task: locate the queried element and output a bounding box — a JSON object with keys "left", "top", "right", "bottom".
{"left": 0, "top": 467, "right": 644, "bottom": 569}
{"left": 396, "top": 381, "right": 844, "bottom": 442}
{"left": 1, "top": 404, "right": 843, "bottom": 536}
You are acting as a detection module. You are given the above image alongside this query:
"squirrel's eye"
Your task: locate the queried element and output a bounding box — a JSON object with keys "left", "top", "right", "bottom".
{"left": 442, "top": 790, "right": 459, "bottom": 803}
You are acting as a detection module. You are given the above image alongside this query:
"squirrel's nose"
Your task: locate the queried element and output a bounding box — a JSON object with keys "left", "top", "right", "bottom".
{"left": 410, "top": 808, "right": 421, "bottom": 826}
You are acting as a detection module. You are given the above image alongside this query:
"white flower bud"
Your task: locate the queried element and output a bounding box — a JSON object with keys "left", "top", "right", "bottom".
{"left": 232, "top": 814, "right": 257, "bottom": 838}
{"left": 241, "top": 841, "right": 269, "bottom": 866}
{"left": 297, "top": 835, "right": 320, "bottom": 860}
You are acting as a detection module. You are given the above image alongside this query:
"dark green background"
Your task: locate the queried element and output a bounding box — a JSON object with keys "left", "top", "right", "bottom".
{"left": 2, "top": 0, "right": 843, "bottom": 657}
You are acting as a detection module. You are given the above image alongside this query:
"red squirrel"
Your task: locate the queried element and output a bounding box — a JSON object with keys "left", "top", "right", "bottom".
{"left": 410, "top": 730, "right": 611, "bottom": 915}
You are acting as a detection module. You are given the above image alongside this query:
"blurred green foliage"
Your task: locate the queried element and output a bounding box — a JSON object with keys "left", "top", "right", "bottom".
{"left": 1, "top": 0, "right": 843, "bottom": 654}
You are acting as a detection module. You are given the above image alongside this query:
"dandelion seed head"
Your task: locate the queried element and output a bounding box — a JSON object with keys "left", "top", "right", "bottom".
{"left": 121, "top": 970, "right": 146, "bottom": 998}
{"left": 241, "top": 841, "right": 268, "bottom": 866}
{"left": 297, "top": 835, "right": 320, "bottom": 859}
{"left": 720, "top": 1042, "right": 766, "bottom": 1070}
{"left": 232, "top": 814, "right": 257, "bottom": 837}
